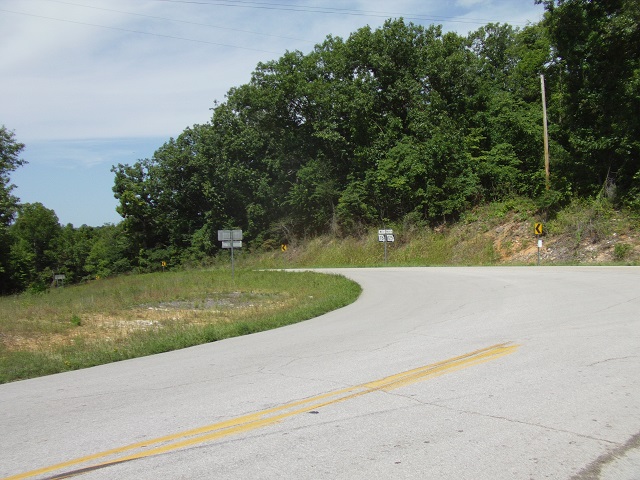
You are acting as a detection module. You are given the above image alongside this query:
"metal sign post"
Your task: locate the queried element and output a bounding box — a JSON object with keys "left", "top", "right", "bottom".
{"left": 218, "top": 230, "right": 243, "bottom": 279}
{"left": 537, "top": 239, "right": 543, "bottom": 266}
{"left": 378, "top": 229, "right": 395, "bottom": 264}
{"left": 534, "top": 223, "right": 543, "bottom": 266}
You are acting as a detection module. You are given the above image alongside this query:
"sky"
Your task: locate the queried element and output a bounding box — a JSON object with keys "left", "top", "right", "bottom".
{"left": 1, "top": 0, "right": 545, "bottom": 227}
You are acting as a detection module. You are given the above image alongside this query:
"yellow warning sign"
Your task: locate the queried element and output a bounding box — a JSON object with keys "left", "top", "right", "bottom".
{"left": 534, "top": 223, "right": 543, "bottom": 235}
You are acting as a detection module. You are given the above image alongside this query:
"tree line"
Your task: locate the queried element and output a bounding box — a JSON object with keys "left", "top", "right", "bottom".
{"left": 2, "top": 0, "right": 639, "bottom": 293}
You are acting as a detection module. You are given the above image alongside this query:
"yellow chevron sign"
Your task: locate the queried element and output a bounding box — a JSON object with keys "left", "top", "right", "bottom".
{"left": 535, "top": 223, "right": 543, "bottom": 235}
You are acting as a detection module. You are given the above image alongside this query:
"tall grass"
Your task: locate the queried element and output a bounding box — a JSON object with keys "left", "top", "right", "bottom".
{"left": 244, "top": 225, "right": 501, "bottom": 269}
{"left": 243, "top": 197, "right": 638, "bottom": 268}
{"left": 0, "top": 269, "right": 361, "bottom": 383}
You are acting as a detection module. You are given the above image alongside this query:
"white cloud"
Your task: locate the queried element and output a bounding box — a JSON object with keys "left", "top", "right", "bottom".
{"left": 455, "top": 0, "right": 489, "bottom": 8}
{"left": 2, "top": 0, "right": 544, "bottom": 143}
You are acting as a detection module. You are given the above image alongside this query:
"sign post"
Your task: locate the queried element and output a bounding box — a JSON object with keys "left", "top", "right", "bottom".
{"left": 378, "top": 229, "right": 395, "bottom": 264}
{"left": 534, "top": 223, "right": 544, "bottom": 266}
{"left": 537, "top": 239, "right": 543, "bottom": 265}
{"left": 218, "top": 229, "right": 243, "bottom": 279}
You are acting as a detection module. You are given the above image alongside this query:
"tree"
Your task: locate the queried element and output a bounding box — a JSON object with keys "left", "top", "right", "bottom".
{"left": 9, "top": 202, "right": 61, "bottom": 291}
{"left": 537, "top": 0, "right": 640, "bottom": 198}
{"left": 83, "top": 224, "right": 132, "bottom": 278}
{"left": 0, "top": 126, "right": 26, "bottom": 293}
{"left": 0, "top": 126, "right": 26, "bottom": 227}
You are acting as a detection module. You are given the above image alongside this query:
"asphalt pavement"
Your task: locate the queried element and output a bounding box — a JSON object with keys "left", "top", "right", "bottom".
{"left": 1, "top": 267, "right": 639, "bottom": 479}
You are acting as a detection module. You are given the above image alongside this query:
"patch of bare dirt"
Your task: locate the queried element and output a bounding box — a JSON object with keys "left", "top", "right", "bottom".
{"left": 2, "top": 292, "right": 291, "bottom": 354}
{"left": 489, "top": 218, "right": 640, "bottom": 265}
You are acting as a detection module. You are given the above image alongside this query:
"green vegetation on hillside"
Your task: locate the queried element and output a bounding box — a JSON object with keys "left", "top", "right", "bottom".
{"left": 108, "top": 0, "right": 640, "bottom": 269}
{"left": 1, "top": 0, "right": 639, "bottom": 293}
{"left": 239, "top": 197, "right": 639, "bottom": 268}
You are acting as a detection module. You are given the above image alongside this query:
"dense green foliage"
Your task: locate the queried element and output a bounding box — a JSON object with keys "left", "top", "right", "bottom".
{"left": 1, "top": 1, "right": 638, "bottom": 292}
{"left": 2, "top": 208, "right": 130, "bottom": 293}
{"left": 113, "top": 19, "right": 557, "bottom": 261}
{"left": 0, "top": 126, "right": 26, "bottom": 293}
{"left": 537, "top": 0, "right": 640, "bottom": 201}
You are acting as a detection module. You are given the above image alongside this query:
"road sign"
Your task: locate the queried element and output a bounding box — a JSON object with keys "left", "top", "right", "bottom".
{"left": 281, "top": 244, "right": 288, "bottom": 252}
{"left": 218, "top": 229, "right": 243, "bottom": 280}
{"left": 378, "top": 229, "right": 395, "bottom": 243}
{"left": 378, "top": 229, "right": 396, "bottom": 264}
{"left": 218, "top": 229, "right": 243, "bottom": 241}
{"left": 535, "top": 223, "right": 543, "bottom": 235}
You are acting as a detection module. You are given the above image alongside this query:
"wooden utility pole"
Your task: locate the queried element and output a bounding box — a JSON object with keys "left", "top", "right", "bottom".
{"left": 541, "top": 74, "right": 550, "bottom": 190}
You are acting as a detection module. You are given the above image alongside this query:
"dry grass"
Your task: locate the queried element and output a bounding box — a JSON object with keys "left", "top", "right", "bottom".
{"left": 0, "top": 291, "right": 291, "bottom": 354}
{"left": 0, "top": 269, "right": 362, "bottom": 382}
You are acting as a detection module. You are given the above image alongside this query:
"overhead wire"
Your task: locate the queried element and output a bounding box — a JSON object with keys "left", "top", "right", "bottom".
{"left": 152, "top": 0, "right": 537, "bottom": 26}
{"left": 40, "top": 0, "right": 316, "bottom": 45}
{"left": 1, "top": 0, "right": 542, "bottom": 57}
{"left": 0, "top": 8, "right": 282, "bottom": 54}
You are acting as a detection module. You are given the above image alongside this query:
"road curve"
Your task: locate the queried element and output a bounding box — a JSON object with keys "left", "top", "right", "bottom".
{"left": 1, "top": 267, "right": 639, "bottom": 479}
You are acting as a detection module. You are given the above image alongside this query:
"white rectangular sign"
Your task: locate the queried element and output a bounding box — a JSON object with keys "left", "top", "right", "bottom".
{"left": 218, "top": 229, "right": 243, "bottom": 241}
{"left": 378, "top": 229, "right": 393, "bottom": 235}
{"left": 221, "top": 240, "right": 242, "bottom": 249}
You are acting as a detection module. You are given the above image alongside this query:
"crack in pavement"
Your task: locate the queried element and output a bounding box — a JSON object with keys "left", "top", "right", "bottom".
{"left": 384, "top": 391, "right": 621, "bottom": 446}
{"left": 588, "top": 356, "right": 640, "bottom": 367}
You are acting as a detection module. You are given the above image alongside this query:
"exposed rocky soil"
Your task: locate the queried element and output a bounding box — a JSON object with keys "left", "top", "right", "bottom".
{"left": 488, "top": 218, "right": 640, "bottom": 265}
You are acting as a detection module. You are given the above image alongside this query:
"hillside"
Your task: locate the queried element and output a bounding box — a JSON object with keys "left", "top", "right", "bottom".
{"left": 252, "top": 199, "right": 640, "bottom": 268}
{"left": 3, "top": 2, "right": 639, "bottom": 295}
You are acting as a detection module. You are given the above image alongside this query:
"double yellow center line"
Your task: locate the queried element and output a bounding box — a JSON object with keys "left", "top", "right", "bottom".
{"left": 5, "top": 342, "right": 518, "bottom": 480}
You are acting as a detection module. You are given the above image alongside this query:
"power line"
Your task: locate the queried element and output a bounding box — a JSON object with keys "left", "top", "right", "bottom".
{"left": 0, "top": 8, "right": 281, "bottom": 54}
{"left": 40, "top": 0, "right": 315, "bottom": 44}
{"left": 152, "top": 0, "right": 537, "bottom": 26}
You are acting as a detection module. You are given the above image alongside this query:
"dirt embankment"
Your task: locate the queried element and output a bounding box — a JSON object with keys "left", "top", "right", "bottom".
{"left": 488, "top": 218, "right": 640, "bottom": 265}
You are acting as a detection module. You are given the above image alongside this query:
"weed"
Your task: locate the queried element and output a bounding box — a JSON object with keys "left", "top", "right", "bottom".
{"left": 549, "top": 198, "right": 614, "bottom": 245}
{"left": 614, "top": 243, "right": 632, "bottom": 261}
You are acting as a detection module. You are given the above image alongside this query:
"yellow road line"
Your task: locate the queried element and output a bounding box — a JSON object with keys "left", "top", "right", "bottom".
{"left": 4, "top": 342, "right": 518, "bottom": 480}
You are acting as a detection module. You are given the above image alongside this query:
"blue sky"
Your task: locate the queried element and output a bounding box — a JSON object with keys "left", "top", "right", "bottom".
{"left": 1, "top": 0, "right": 544, "bottom": 227}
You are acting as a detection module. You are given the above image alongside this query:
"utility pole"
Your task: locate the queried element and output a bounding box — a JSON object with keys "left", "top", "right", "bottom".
{"left": 541, "top": 74, "right": 551, "bottom": 190}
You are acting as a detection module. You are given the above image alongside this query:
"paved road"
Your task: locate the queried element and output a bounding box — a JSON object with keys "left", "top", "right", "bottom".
{"left": 2, "top": 267, "right": 639, "bottom": 479}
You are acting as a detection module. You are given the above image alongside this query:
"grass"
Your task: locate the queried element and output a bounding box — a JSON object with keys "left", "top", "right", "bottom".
{"left": 0, "top": 269, "right": 361, "bottom": 383}
{"left": 241, "top": 197, "right": 639, "bottom": 268}
{"left": 2, "top": 198, "right": 638, "bottom": 383}
{"left": 244, "top": 222, "right": 505, "bottom": 269}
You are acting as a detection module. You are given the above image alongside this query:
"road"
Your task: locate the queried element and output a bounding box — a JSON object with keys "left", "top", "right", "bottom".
{"left": 1, "top": 267, "right": 639, "bottom": 479}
